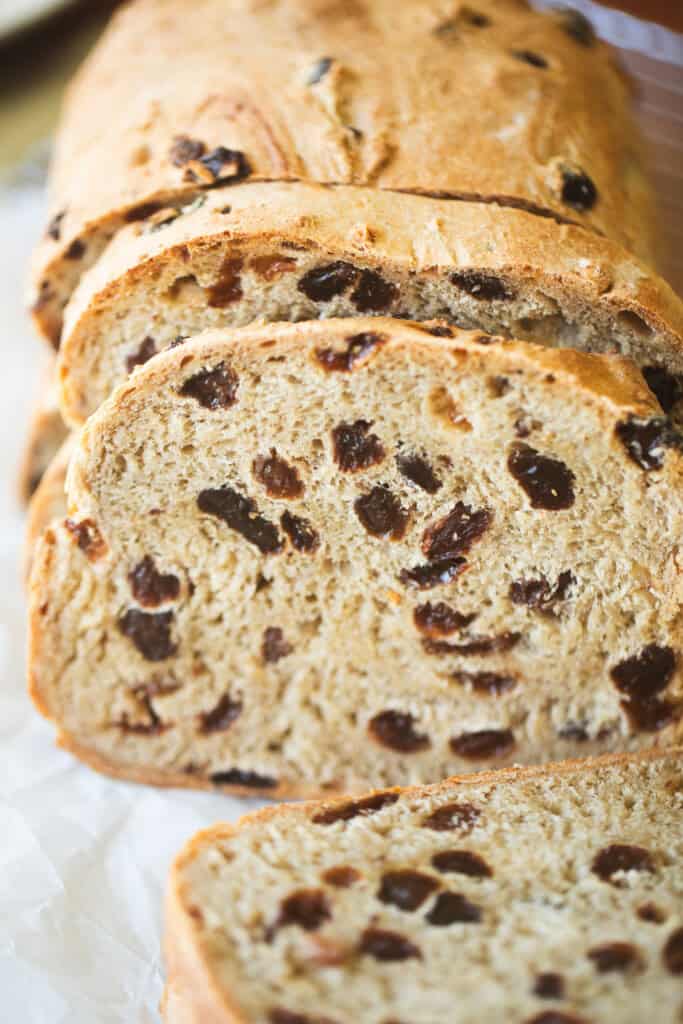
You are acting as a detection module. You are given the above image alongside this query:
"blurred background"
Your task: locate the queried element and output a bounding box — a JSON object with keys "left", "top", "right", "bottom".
{"left": 0, "top": 3, "right": 680, "bottom": 1021}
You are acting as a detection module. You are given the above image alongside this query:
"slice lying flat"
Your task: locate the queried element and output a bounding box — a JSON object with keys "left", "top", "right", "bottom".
{"left": 164, "top": 751, "right": 683, "bottom": 1023}
{"left": 29, "top": 319, "right": 683, "bottom": 796}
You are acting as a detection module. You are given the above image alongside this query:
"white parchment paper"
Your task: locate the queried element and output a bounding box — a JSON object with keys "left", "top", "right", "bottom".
{"left": 1, "top": 5, "right": 681, "bottom": 1022}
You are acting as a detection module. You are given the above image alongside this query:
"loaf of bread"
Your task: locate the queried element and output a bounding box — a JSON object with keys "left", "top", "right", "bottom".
{"left": 57, "top": 181, "right": 683, "bottom": 425}
{"left": 19, "top": 358, "right": 69, "bottom": 501}
{"left": 31, "top": 0, "right": 657, "bottom": 348}
{"left": 164, "top": 750, "right": 683, "bottom": 1024}
{"left": 29, "top": 319, "right": 683, "bottom": 797}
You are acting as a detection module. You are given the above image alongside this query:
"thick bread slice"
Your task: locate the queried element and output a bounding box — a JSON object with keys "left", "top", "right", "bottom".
{"left": 31, "top": 0, "right": 655, "bottom": 346}
{"left": 29, "top": 319, "right": 683, "bottom": 797}
{"left": 58, "top": 182, "right": 683, "bottom": 426}
{"left": 164, "top": 751, "right": 683, "bottom": 1024}
{"left": 19, "top": 358, "right": 69, "bottom": 501}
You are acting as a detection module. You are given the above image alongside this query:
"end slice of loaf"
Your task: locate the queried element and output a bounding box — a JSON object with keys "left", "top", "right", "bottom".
{"left": 57, "top": 182, "right": 683, "bottom": 426}
{"left": 29, "top": 318, "right": 683, "bottom": 797}
{"left": 165, "top": 750, "right": 683, "bottom": 1024}
{"left": 19, "top": 357, "right": 69, "bottom": 501}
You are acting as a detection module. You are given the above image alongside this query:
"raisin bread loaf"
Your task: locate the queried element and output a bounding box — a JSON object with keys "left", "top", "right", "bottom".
{"left": 31, "top": 0, "right": 656, "bottom": 347}
{"left": 164, "top": 750, "right": 683, "bottom": 1024}
{"left": 29, "top": 319, "right": 683, "bottom": 797}
{"left": 25, "top": 438, "right": 71, "bottom": 579}
{"left": 19, "top": 357, "right": 69, "bottom": 501}
{"left": 57, "top": 181, "right": 683, "bottom": 426}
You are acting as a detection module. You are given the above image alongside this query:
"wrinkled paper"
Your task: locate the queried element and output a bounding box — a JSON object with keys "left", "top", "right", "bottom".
{"left": 1, "top": 3, "right": 681, "bottom": 1021}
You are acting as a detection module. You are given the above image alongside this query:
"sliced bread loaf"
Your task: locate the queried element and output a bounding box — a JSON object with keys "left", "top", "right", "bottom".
{"left": 57, "top": 182, "right": 683, "bottom": 425}
{"left": 29, "top": 319, "right": 683, "bottom": 797}
{"left": 164, "top": 750, "right": 683, "bottom": 1024}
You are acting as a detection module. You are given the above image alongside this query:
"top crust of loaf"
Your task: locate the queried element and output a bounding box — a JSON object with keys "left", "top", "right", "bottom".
{"left": 31, "top": 0, "right": 655, "bottom": 345}
{"left": 165, "top": 749, "right": 683, "bottom": 1024}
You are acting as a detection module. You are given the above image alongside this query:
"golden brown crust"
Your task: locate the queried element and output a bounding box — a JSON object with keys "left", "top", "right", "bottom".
{"left": 24, "top": 437, "right": 72, "bottom": 582}
{"left": 18, "top": 359, "right": 69, "bottom": 502}
{"left": 32, "top": 0, "right": 657, "bottom": 346}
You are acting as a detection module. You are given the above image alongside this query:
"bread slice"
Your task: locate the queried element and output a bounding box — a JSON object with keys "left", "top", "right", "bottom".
{"left": 25, "top": 437, "right": 71, "bottom": 580}
{"left": 31, "top": 0, "right": 655, "bottom": 347}
{"left": 19, "top": 357, "right": 69, "bottom": 501}
{"left": 57, "top": 181, "right": 683, "bottom": 425}
{"left": 164, "top": 750, "right": 683, "bottom": 1024}
{"left": 29, "top": 319, "right": 683, "bottom": 797}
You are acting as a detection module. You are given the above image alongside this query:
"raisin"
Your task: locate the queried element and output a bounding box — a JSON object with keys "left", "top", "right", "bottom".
{"left": 587, "top": 942, "right": 643, "bottom": 974}
{"left": 557, "top": 8, "right": 595, "bottom": 46}
{"left": 592, "top": 844, "right": 655, "bottom": 883}
{"left": 426, "top": 891, "right": 481, "bottom": 925}
{"left": 368, "top": 710, "right": 430, "bottom": 753}
{"left": 508, "top": 444, "right": 575, "bottom": 510}
{"left": 274, "top": 889, "right": 331, "bottom": 932}
{"left": 65, "top": 238, "right": 85, "bottom": 260}
{"left": 450, "top": 729, "right": 515, "bottom": 759}
{"left": 46, "top": 210, "right": 65, "bottom": 240}
{"left": 377, "top": 870, "right": 439, "bottom": 911}
{"left": 118, "top": 609, "right": 177, "bottom": 661}
{"left": 611, "top": 645, "right": 677, "bottom": 733}
{"left": 332, "top": 420, "right": 385, "bottom": 472}
{"left": 315, "top": 331, "right": 386, "bottom": 372}
{"left": 354, "top": 486, "right": 407, "bottom": 539}
{"left": 198, "top": 486, "right": 282, "bottom": 553}
{"left": 560, "top": 168, "right": 598, "bottom": 212}
{"left": 642, "top": 366, "right": 682, "bottom": 414}
{"left": 126, "top": 336, "right": 157, "bottom": 372}
{"left": 117, "top": 691, "right": 165, "bottom": 736}
{"left": 359, "top": 928, "right": 421, "bottom": 962}
{"left": 180, "top": 362, "right": 238, "bottom": 408}
{"left": 451, "top": 671, "right": 518, "bottom": 696}
{"left": 297, "top": 261, "right": 358, "bottom": 302}
{"left": 350, "top": 270, "right": 398, "bottom": 312}
{"left": 663, "top": 927, "right": 683, "bottom": 974}
{"left": 431, "top": 850, "right": 492, "bottom": 878}
{"left": 169, "top": 136, "right": 206, "bottom": 166}
{"left": 313, "top": 792, "right": 399, "bottom": 825}
{"left": 422, "top": 802, "right": 480, "bottom": 832}
{"left": 250, "top": 255, "right": 298, "bottom": 280}
{"left": 524, "top": 1015, "right": 588, "bottom": 1024}
{"left": 533, "top": 973, "right": 565, "bottom": 1000}
{"left": 206, "top": 257, "right": 243, "bottom": 307}
{"left": 512, "top": 50, "right": 548, "bottom": 68}
{"left": 399, "top": 558, "right": 466, "bottom": 589}
{"left": 611, "top": 645, "right": 675, "bottom": 699}
{"left": 322, "top": 866, "right": 360, "bottom": 888}
{"left": 307, "top": 56, "right": 333, "bottom": 85}
{"left": 189, "top": 146, "right": 251, "bottom": 183}
{"left": 262, "top": 627, "right": 292, "bottom": 663}
{"left": 270, "top": 1011, "right": 338, "bottom": 1024}
{"left": 422, "top": 502, "right": 492, "bottom": 561}
{"left": 128, "top": 556, "right": 180, "bottom": 607}
{"left": 396, "top": 453, "right": 442, "bottom": 493}
{"left": 423, "top": 632, "right": 521, "bottom": 656}
{"left": 616, "top": 416, "right": 683, "bottom": 470}
{"left": 253, "top": 451, "right": 304, "bottom": 499}
{"left": 198, "top": 694, "right": 242, "bottom": 734}
{"left": 413, "top": 602, "right": 476, "bottom": 636}
{"left": 637, "top": 902, "right": 666, "bottom": 924}
{"left": 280, "top": 511, "right": 320, "bottom": 552}
{"left": 210, "top": 769, "right": 277, "bottom": 789}
{"left": 510, "top": 571, "right": 574, "bottom": 613}
{"left": 451, "top": 271, "right": 511, "bottom": 301}
{"left": 64, "top": 518, "right": 106, "bottom": 560}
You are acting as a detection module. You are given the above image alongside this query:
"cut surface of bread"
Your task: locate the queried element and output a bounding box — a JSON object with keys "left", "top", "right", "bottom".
{"left": 32, "top": 0, "right": 655, "bottom": 346}
{"left": 29, "top": 319, "right": 683, "bottom": 797}
{"left": 165, "top": 751, "right": 683, "bottom": 1024}
{"left": 58, "top": 182, "right": 683, "bottom": 425}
